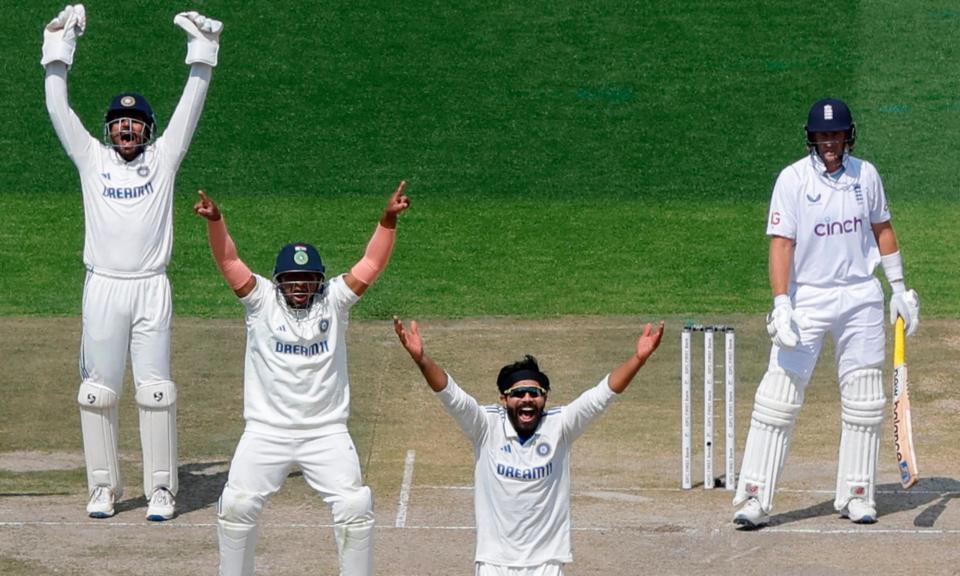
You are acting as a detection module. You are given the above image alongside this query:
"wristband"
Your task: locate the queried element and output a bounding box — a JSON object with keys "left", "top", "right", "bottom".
{"left": 880, "top": 251, "right": 905, "bottom": 289}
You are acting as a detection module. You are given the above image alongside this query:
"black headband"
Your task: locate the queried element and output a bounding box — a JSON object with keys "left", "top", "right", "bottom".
{"left": 498, "top": 369, "right": 550, "bottom": 393}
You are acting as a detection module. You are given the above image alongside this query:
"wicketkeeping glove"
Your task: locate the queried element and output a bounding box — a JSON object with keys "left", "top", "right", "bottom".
{"left": 174, "top": 11, "right": 223, "bottom": 67}
{"left": 766, "top": 296, "right": 809, "bottom": 349}
{"left": 41, "top": 4, "right": 86, "bottom": 68}
{"left": 889, "top": 287, "right": 920, "bottom": 336}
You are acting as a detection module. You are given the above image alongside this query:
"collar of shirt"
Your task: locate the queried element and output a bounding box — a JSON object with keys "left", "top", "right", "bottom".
{"left": 500, "top": 411, "right": 541, "bottom": 444}
{"left": 808, "top": 151, "right": 850, "bottom": 180}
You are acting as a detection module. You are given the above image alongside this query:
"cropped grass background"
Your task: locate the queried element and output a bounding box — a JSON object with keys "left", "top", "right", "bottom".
{"left": 1, "top": 1, "right": 959, "bottom": 318}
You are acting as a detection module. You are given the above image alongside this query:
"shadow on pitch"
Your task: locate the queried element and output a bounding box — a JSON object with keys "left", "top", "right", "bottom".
{"left": 115, "top": 462, "right": 309, "bottom": 518}
{"left": 114, "top": 461, "right": 231, "bottom": 517}
{"left": 767, "top": 477, "right": 960, "bottom": 527}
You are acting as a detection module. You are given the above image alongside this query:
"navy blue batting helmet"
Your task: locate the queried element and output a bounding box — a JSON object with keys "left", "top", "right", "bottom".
{"left": 274, "top": 243, "right": 325, "bottom": 279}
{"left": 805, "top": 98, "right": 856, "bottom": 147}
{"left": 104, "top": 92, "right": 157, "bottom": 143}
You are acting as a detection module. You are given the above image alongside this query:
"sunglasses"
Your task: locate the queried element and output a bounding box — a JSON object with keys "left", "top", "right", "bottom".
{"left": 506, "top": 386, "right": 545, "bottom": 399}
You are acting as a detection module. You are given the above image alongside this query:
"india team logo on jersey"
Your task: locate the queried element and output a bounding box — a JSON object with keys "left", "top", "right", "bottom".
{"left": 536, "top": 442, "right": 552, "bottom": 457}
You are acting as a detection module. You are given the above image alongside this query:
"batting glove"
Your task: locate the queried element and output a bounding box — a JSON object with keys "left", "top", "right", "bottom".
{"left": 889, "top": 286, "right": 920, "bottom": 336}
{"left": 174, "top": 11, "right": 223, "bottom": 67}
{"left": 766, "top": 295, "right": 807, "bottom": 349}
{"left": 41, "top": 4, "right": 86, "bottom": 68}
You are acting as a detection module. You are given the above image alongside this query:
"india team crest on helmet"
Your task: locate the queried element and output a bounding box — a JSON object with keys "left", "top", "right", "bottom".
{"left": 121, "top": 95, "right": 137, "bottom": 108}
{"left": 293, "top": 247, "right": 310, "bottom": 266}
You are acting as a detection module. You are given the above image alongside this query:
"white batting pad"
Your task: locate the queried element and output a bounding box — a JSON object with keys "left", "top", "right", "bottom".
{"left": 734, "top": 369, "right": 804, "bottom": 511}
{"left": 835, "top": 368, "right": 885, "bottom": 510}
{"left": 218, "top": 521, "right": 259, "bottom": 576}
{"left": 135, "top": 381, "right": 178, "bottom": 495}
{"left": 335, "top": 519, "right": 374, "bottom": 576}
{"left": 217, "top": 485, "right": 266, "bottom": 576}
{"left": 332, "top": 486, "right": 374, "bottom": 575}
{"left": 77, "top": 380, "right": 121, "bottom": 492}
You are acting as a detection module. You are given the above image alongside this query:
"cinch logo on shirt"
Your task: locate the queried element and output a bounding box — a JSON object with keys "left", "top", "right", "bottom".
{"left": 496, "top": 461, "right": 553, "bottom": 481}
{"left": 814, "top": 217, "right": 862, "bottom": 237}
{"left": 274, "top": 340, "right": 329, "bottom": 356}
{"left": 102, "top": 182, "right": 154, "bottom": 199}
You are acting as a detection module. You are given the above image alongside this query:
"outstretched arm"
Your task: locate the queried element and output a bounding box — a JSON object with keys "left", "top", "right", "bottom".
{"left": 344, "top": 181, "right": 411, "bottom": 296}
{"left": 193, "top": 191, "right": 255, "bottom": 298}
{"left": 162, "top": 12, "right": 222, "bottom": 167}
{"left": 42, "top": 5, "right": 93, "bottom": 162}
{"left": 394, "top": 317, "right": 448, "bottom": 392}
{"left": 607, "top": 321, "right": 665, "bottom": 393}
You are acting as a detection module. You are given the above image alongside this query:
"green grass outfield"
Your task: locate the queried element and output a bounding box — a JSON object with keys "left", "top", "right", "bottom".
{"left": 2, "top": 2, "right": 959, "bottom": 318}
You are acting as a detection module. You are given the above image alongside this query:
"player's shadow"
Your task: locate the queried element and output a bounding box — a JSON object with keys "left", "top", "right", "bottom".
{"left": 115, "top": 463, "right": 308, "bottom": 518}
{"left": 766, "top": 476, "right": 960, "bottom": 528}
{"left": 114, "top": 461, "right": 230, "bottom": 516}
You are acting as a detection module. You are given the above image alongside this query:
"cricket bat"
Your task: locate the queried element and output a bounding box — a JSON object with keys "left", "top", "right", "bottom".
{"left": 892, "top": 316, "right": 919, "bottom": 489}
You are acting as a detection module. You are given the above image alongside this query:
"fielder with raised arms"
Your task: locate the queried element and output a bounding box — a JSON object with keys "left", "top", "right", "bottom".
{"left": 194, "top": 183, "right": 410, "bottom": 576}
{"left": 42, "top": 4, "right": 222, "bottom": 520}
{"left": 394, "top": 317, "right": 664, "bottom": 576}
{"left": 733, "top": 98, "right": 920, "bottom": 528}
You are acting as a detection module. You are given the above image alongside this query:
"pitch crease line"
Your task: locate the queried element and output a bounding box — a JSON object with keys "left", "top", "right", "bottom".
{"left": 395, "top": 449, "right": 416, "bottom": 528}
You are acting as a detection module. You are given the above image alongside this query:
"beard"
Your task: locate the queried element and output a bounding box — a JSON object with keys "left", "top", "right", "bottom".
{"left": 507, "top": 402, "right": 543, "bottom": 437}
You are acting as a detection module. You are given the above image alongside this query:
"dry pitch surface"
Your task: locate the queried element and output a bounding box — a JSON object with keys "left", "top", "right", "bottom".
{"left": 1, "top": 316, "right": 958, "bottom": 575}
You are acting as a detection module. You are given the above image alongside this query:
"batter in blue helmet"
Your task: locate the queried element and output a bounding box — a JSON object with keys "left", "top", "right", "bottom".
{"left": 194, "top": 182, "right": 410, "bottom": 576}
{"left": 732, "top": 98, "right": 920, "bottom": 528}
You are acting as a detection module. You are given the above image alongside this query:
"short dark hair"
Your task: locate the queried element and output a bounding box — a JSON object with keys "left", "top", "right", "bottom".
{"left": 497, "top": 354, "right": 550, "bottom": 393}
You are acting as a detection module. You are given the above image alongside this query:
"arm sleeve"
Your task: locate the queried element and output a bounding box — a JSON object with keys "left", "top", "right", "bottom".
{"left": 158, "top": 64, "right": 212, "bottom": 169}
{"left": 44, "top": 62, "right": 95, "bottom": 164}
{"left": 766, "top": 168, "right": 798, "bottom": 239}
{"left": 435, "top": 374, "right": 489, "bottom": 445}
{"left": 867, "top": 164, "right": 892, "bottom": 224}
{"left": 206, "top": 216, "right": 253, "bottom": 290}
{"left": 238, "top": 273, "right": 268, "bottom": 318}
{"left": 561, "top": 376, "right": 618, "bottom": 442}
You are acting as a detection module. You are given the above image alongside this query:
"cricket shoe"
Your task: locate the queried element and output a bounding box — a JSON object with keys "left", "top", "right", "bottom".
{"left": 87, "top": 486, "right": 116, "bottom": 519}
{"left": 733, "top": 498, "right": 769, "bottom": 529}
{"left": 146, "top": 487, "right": 176, "bottom": 521}
{"left": 841, "top": 498, "right": 876, "bottom": 524}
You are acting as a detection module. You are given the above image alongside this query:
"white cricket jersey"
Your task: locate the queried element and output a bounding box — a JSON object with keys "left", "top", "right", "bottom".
{"left": 44, "top": 63, "right": 211, "bottom": 276}
{"left": 239, "top": 274, "right": 359, "bottom": 437}
{"left": 438, "top": 375, "right": 618, "bottom": 567}
{"left": 766, "top": 152, "right": 891, "bottom": 290}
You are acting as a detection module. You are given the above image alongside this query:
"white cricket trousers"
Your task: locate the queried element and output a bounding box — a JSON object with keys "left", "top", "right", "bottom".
{"left": 80, "top": 270, "right": 172, "bottom": 391}
{"left": 769, "top": 278, "right": 885, "bottom": 382}
{"left": 476, "top": 562, "right": 565, "bottom": 576}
